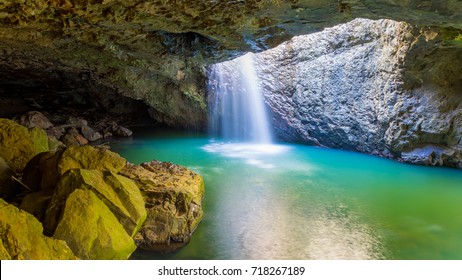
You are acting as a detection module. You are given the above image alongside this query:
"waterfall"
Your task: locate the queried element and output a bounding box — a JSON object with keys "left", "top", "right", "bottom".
{"left": 208, "top": 52, "right": 273, "bottom": 143}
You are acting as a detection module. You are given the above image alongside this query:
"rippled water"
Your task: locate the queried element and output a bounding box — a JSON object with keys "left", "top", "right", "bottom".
{"left": 111, "top": 129, "right": 462, "bottom": 260}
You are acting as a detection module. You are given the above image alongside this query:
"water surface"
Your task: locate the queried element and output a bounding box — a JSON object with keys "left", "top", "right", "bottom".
{"left": 111, "top": 129, "right": 462, "bottom": 260}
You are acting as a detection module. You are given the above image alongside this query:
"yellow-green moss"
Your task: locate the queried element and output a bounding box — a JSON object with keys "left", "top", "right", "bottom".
{"left": 0, "top": 199, "right": 76, "bottom": 260}
{"left": 0, "top": 119, "right": 49, "bottom": 172}
{"left": 53, "top": 189, "right": 136, "bottom": 260}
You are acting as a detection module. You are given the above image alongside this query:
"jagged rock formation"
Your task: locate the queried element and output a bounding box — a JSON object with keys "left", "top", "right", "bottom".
{"left": 120, "top": 161, "right": 204, "bottom": 252}
{"left": 0, "top": 1, "right": 461, "bottom": 129}
{"left": 249, "top": 18, "right": 461, "bottom": 167}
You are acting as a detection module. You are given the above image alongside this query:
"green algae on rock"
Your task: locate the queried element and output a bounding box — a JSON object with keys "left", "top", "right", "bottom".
{"left": 22, "top": 145, "right": 126, "bottom": 193}
{"left": 0, "top": 199, "right": 76, "bottom": 260}
{"left": 0, "top": 118, "right": 49, "bottom": 173}
{"left": 44, "top": 169, "right": 146, "bottom": 238}
{"left": 120, "top": 160, "right": 204, "bottom": 251}
{"left": 58, "top": 145, "right": 127, "bottom": 175}
{"left": 53, "top": 189, "right": 136, "bottom": 260}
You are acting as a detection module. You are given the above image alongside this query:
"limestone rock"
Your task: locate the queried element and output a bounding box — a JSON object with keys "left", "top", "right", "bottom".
{"left": 58, "top": 145, "right": 126, "bottom": 175}
{"left": 44, "top": 169, "right": 146, "bottom": 237}
{"left": 19, "top": 111, "right": 53, "bottom": 130}
{"left": 0, "top": 118, "right": 49, "bottom": 172}
{"left": 53, "top": 189, "right": 136, "bottom": 260}
{"left": 221, "top": 18, "right": 462, "bottom": 168}
{"left": 120, "top": 160, "right": 204, "bottom": 251}
{"left": 0, "top": 199, "right": 76, "bottom": 260}
{"left": 0, "top": 157, "right": 16, "bottom": 199}
{"left": 401, "top": 145, "right": 462, "bottom": 166}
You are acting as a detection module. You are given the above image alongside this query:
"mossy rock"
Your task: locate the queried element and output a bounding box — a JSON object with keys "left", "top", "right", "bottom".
{"left": 0, "top": 119, "right": 49, "bottom": 172}
{"left": 53, "top": 189, "right": 136, "bottom": 260}
{"left": 120, "top": 161, "right": 204, "bottom": 251}
{"left": 44, "top": 169, "right": 146, "bottom": 237}
{"left": 0, "top": 157, "right": 17, "bottom": 199}
{"left": 58, "top": 145, "right": 126, "bottom": 175}
{"left": 0, "top": 199, "right": 76, "bottom": 260}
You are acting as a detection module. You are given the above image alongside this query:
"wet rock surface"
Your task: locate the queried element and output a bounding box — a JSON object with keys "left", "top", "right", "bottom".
{"left": 246, "top": 18, "right": 462, "bottom": 168}
{"left": 0, "top": 1, "right": 460, "bottom": 129}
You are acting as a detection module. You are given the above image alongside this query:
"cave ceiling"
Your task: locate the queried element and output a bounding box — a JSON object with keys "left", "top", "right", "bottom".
{"left": 0, "top": 0, "right": 461, "bottom": 128}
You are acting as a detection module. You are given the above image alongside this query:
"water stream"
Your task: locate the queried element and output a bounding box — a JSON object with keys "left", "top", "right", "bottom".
{"left": 207, "top": 52, "right": 273, "bottom": 143}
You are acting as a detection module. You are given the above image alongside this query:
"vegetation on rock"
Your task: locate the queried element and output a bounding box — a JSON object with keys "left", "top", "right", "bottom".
{"left": 0, "top": 199, "right": 77, "bottom": 260}
{"left": 53, "top": 189, "right": 136, "bottom": 260}
{"left": 0, "top": 118, "right": 49, "bottom": 172}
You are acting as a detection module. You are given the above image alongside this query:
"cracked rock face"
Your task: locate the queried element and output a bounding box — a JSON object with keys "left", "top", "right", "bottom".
{"left": 250, "top": 18, "right": 461, "bottom": 167}
{"left": 1, "top": 1, "right": 461, "bottom": 129}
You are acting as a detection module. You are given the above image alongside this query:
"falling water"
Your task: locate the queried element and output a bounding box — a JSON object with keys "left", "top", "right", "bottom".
{"left": 208, "top": 52, "right": 273, "bottom": 143}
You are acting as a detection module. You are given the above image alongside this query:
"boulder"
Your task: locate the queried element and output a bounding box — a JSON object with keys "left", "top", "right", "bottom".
{"left": 66, "top": 117, "right": 88, "bottom": 128}
{"left": 81, "top": 125, "right": 103, "bottom": 142}
{"left": 62, "top": 128, "right": 89, "bottom": 146}
{"left": 46, "top": 126, "right": 65, "bottom": 139}
{"left": 22, "top": 145, "right": 126, "bottom": 193}
{"left": 0, "top": 199, "right": 76, "bottom": 260}
{"left": 19, "top": 190, "right": 53, "bottom": 221}
{"left": 0, "top": 118, "right": 49, "bottom": 172}
{"left": 0, "top": 157, "right": 16, "bottom": 199}
{"left": 19, "top": 111, "right": 53, "bottom": 130}
{"left": 120, "top": 160, "right": 204, "bottom": 251}
{"left": 22, "top": 149, "right": 65, "bottom": 192}
{"left": 47, "top": 136, "right": 65, "bottom": 151}
{"left": 58, "top": 145, "right": 126, "bottom": 175}
{"left": 53, "top": 189, "right": 136, "bottom": 260}
{"left": 44, "top": 169, "right": 146, "bottom": 237}
{"left": 114, "top": 126, "right": 133, "bottom": 137}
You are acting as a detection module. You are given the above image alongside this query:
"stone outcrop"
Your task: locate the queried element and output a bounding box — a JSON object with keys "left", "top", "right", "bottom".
{"left": 1, "top": 1, "right": 461, "bottom": 129}
{"left": 44, "top": 169, "right": 147, "bottom": 238}
{"left": 0, "top": 118, "right": 49, "bottom": 172}
{"left": 120, "top": 161, "right": 204, "bottom": 251}
{"left": 22, "top": 145, "right": 126, "bottom": 192}
{"left": 0, "top": 198, "right": 77, "bottom": 260}
{"left": 53, "top": 189, "right": 136, "bottom": 260}
{"left": 242, "top": 18, "right": 462, "bottom": 167}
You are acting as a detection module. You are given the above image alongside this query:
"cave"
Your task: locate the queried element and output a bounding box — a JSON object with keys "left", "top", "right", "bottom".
{"left": 1, "top": 0, "right": 462, "bottom": 264}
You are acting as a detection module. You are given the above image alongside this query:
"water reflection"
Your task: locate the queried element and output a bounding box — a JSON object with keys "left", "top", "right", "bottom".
{"left": 112, "top": 132, "right": 462, "bottom": 260}
{"left": 216, "top": 178, "right": 383, "bottom": 259}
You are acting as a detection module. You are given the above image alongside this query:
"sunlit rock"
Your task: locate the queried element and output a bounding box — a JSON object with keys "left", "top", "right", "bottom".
{"left": 120, "top": 161, "right": 204, "bottom": 252}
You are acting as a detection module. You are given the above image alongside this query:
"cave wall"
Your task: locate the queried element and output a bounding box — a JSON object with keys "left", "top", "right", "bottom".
{"left": 1, "top": 1, "right": 462, "bottom": 130}
{"left": 253, "top": 18, "right": 462, "bottom": 167}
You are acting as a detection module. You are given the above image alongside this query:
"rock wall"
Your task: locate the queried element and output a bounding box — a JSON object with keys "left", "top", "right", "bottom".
{"left": 1, "top": 1, "right": 461, "bottom": 129}
{"left": 253, "top": 18, "right": 462, "bottom": 167}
